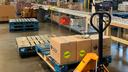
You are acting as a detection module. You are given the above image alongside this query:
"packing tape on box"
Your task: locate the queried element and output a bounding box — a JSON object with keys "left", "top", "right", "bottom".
{"left": 80, "top": 50, "right": 86, "bottom": 57}
{"left": 64, "top": 51, "right": 71, "bottom": 59}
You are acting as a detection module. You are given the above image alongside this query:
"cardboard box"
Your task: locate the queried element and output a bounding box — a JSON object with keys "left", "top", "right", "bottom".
{"left": 23, "top": 7, "right": 30, "bottom": 13}
{"left": 90, "top": 35, "right": 111, "bottom": 56}
{"left": 67, "top": 35, "right": 92, "bottom": 62}
{"left": 0, "top": 17, "right": 8, "bottom": 21}
{"left": 75, "top": 36, "right": 91, "bottom": 61}
{"left": 27, "top": 12, "right": 32, "bottom": 17}
{"left": 0, "top": 5, "right": 16, "bottom": 21}
{"left": 59, "top": 35, "right": 110, "bottom": 62}
{"left": 21, "top": 11, "right": 27, "bottom": 17}
{"left": 32, "top": 10, "right": 37, "bottom": 17}
{"left": 50, "top": 36, "right": 77, "bottom": 65}
{"left": 123, "top": 34, "right": 128, "bottom": 40}
{"left": 21, "top": 7, "right": 37, "bottom": 18}
{"left": 50, "top": 35, "right": 111, "bottom": 64}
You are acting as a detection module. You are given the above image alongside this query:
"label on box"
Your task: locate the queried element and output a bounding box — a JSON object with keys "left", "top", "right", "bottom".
{"left": 80, "top": 50, "right": 85, "bottom": 57}
{"left": 64, "top": 51, "right": 71, "bottom": 59}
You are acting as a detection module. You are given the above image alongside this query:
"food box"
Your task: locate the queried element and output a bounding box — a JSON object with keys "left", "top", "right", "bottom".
{"left": 50, "top": 35, "right": 111, "bottom": 64}
{"left": 50, "top": 36, "right": 77, "bottom": 65}
{"left": 0, "top": 5, "right": 16, "bottom": 21}
{"left": 67, "top": 35, "right": 92, "bottom": 61}
{"left": 90, "top": 35, "right": 111, "bottom": 56}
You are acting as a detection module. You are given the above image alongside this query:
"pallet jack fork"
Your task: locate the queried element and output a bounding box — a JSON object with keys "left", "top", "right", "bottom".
{"left": 74, "top": 12, "right": 111, "bottom": 72}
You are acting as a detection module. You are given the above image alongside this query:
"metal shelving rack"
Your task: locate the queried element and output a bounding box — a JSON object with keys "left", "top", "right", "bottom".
{"left": 32, "top": 4, "right": 93, "bottom": 34}
{"left": 106, "top": 17, "right": 128, "bottom": 46}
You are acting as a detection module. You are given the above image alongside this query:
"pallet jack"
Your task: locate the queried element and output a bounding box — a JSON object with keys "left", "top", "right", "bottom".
{"left": 74, "top": 12, "right": 111, "bottom": 72}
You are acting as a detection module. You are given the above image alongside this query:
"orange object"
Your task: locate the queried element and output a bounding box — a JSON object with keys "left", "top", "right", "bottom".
{"left": 74, "top": 53, "right": 98, "bottom": 72}
{"left": 59, "top": 16, "right": 70, "bottom": 25}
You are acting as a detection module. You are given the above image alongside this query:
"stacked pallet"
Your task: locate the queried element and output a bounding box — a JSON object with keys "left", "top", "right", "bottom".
{"left": 9, "top": 18, "right": 39, "bottom": 32}
{"left": 113, "top": 13, "right": 128, "bottom": 18}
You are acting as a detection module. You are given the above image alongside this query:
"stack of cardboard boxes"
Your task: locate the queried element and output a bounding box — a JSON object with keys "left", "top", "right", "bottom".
{"left": 21, "top": 7, "right": 30, "bottom": 17}
{"left": 21, "top": 7, "right": 37, "bottom": 18}
{"left": 50, "top": 35, "right": 111, "bottom": 65}
{"left": 16, "top": 1, "right": 32, "bottom": 15}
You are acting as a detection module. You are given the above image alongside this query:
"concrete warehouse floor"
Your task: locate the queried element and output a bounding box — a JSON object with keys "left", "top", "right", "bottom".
{"left": 0, "top": 22, "right": 128, "bottom": 72}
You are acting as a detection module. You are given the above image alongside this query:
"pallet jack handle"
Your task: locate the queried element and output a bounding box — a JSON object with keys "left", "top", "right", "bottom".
{"left": 90, "top": 12, "right": 111, "bottom": 71}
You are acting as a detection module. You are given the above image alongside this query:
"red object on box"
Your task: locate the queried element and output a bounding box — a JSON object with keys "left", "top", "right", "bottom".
{"left": 59, "top": 16, "right": 70, "bottom": 25}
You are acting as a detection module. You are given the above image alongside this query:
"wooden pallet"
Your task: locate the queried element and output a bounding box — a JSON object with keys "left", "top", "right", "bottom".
{"left": 16, "top": 35, "right": 53, "bottom": 49}
{"left": 36, "top": 44, "right": 79, "bottom": 72}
